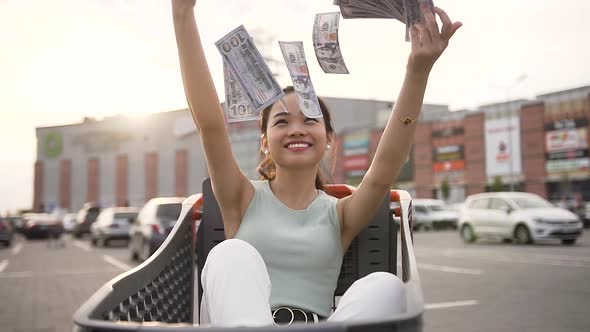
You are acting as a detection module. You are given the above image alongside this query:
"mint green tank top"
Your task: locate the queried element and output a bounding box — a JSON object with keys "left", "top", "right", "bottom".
{"left": 234, "top": 180, "right": 344, "bottom": 317}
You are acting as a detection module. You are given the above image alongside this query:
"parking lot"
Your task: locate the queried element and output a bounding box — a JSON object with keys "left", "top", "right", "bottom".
{"left": 0, "top": 230, "right": 589, "bottom": 332}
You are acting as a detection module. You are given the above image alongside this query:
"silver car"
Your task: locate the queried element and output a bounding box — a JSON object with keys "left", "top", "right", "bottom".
{"left": 459, "top": 192, "right": 583, "bottom": 245}
{"left": 90, "top": 207, "right": 139, "bottom": 247}
{"left": 129, "top": 197, "right": 186, "bottom": 261}
{"left": 413, "top": 199, "right": 460, "bottom": 230}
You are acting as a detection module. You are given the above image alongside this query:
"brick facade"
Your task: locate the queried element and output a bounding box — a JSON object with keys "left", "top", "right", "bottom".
{"left": 33, "top": 161, "right": 44, "bottom": 212}
{"left": 463, "top": 113, "right": 486, "bottom": 196}
{"left": 414, "top": 123, "right": 433, "bottom": 198}
{"left": 520, "top": 103, "right": 547, "bottom": 198}
{"left": 59, "top": 159, "right": 71, "bottom": 209}
{"left": 145, "top": 152, "right": 158, "bottom": 201}
{"left": 115, "top": 155, "right": 128, "bottom": 207}
{"left": 175, "top": 149, "right": 188, "bottom": 197}
{"left": 87, "top": 158, "right": 99, "bottom": 203}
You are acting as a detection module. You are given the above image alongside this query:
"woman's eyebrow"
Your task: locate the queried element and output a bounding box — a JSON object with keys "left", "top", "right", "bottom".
{"left": 272, "top": 111, "right": 290, "bottom": 119}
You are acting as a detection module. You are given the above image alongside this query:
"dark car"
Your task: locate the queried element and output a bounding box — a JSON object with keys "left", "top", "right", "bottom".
{"left": 0, "top": 217, "right": 15, "bottom": 246}
{"left": 72, "top": 203, "right": 101, "bottom": 238}
{"left": 577, "top": 202, "right": 590, "bottom": 228}
{"left": 129, "top": 197, "right": 185, "bottom": 261}
{"left": 21, "top": 213, "right": 64, "bottom": 239}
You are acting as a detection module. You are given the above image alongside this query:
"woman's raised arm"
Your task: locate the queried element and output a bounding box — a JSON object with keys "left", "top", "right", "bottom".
{"left": 172, "top": 0, "right": 254, "bottom": 237}
{"left": 338, "top": 6, "right": 462, "bottom": 247}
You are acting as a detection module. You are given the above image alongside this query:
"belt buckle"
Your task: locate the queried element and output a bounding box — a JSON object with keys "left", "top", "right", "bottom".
{"left": 272, "top": 307, "right": 308, "bottom": 326}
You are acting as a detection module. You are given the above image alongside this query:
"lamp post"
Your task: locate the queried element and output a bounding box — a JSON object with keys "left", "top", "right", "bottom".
{"left": 490, "top": 73, "right": 527, "bottom": 191}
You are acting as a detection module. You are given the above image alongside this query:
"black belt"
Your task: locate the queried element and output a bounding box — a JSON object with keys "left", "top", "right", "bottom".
{"left": 272, "top": 307, "right": 326, "bottom": 325}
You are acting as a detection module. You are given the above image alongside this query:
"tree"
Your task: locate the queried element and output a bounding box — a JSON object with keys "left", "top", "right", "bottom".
{"left": 440, "top": 178, "right": 450, "bottom": 201}
{"left": 491, "top": 176, "right": 504, "bottom": 192}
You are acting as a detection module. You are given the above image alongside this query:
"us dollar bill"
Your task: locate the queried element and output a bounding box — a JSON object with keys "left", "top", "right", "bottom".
{"left": 313, "top": 12, "right": 350, "bottom": 74}
{"left": 403, "top": 0, "right": 434, "bottom": 41}
{"left": 223, "top": 60, "right": 258, "bottom": 122}
{"left": 335, "top": 0, "right": 405, "bottom": 21}
{"left": 278, "top": 41, "right": 323, "bottom": 118}
{"left": 216, "top": 25, "right": 284, "bottom": 114}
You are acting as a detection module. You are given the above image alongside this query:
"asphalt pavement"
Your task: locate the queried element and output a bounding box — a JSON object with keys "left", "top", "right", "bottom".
{"left": 415, "top": 231, "right": 590, "bottom": 332}
{"left": 0, "top": 231, "right": 588, "bottom": 332}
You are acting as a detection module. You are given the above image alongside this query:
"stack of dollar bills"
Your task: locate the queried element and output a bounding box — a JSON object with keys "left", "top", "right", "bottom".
{"left": 334, "top": 0, "right": 434, "bottom": 41}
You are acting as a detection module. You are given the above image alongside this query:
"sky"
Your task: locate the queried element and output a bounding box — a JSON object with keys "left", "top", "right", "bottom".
{"left": 1, "top": 0, "right": 589, "bottom": 213}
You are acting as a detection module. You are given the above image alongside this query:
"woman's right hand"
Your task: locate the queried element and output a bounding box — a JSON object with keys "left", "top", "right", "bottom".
{"left": 172, "top": 0, "right": 196, "bottom": 13}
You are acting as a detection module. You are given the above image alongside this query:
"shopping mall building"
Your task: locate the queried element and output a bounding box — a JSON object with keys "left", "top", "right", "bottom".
{"left": 33, "top": 85, "right": 590, "bottom": 212}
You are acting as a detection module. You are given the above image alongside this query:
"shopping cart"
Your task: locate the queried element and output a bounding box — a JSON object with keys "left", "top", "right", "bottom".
{"left": 73, "top": 178, "right": 423, "bottom": 331}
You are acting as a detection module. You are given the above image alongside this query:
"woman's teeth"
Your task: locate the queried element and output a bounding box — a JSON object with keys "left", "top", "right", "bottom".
{"left": 288, "top": 143, "right": 309, "bottom": 149}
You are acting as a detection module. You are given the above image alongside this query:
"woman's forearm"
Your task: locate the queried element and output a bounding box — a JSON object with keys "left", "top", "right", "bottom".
{"left": 394, "top": 69, "right": 429, "bottom": 122}
{"left": 368, "top": 70, "right": 429, "bottom": 187}
{"left": 366, "top": 3, "right": 463, "bottom": 188}
{"left": 172, "top": 8, "right": 225, "bottom": 130}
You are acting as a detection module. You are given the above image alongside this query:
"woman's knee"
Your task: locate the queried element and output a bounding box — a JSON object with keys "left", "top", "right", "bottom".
{"left": 203, "top": 239, "right": 265, "bottom": 273}
{"left": 208, "top": 238, "right": 257, "bottom": 257}
{"left": 330, "top": 272, "right": 406, "bottom": 322}
{"left": 360, "top": 272, "right": 406, "bottom": 305}
{"left": 366, "top": 272, "right": 404, "bottom": 288}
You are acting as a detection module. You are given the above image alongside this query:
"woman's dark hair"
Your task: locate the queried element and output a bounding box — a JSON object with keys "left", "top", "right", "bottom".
{"left": 257, "top": 86, "right": 335, "bottom": 190}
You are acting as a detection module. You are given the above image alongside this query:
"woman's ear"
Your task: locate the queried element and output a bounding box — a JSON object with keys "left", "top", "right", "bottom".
{"left": 260, "top": 134, "right": 268, "bottom": 152}
{"left": 326, "top": 133, "right": 335, "bottom": 150}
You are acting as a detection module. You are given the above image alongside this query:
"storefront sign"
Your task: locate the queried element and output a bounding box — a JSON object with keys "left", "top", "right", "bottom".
{"left": 484, "top": 116, "right": 522, "bottom": 177}
{"left": 544, "top": 118, "right": 589, "bottom": 175}
{"left": 545, "top": 128, "right": 588, "bottom": 152}
{"left": 342, "top": 129, "right": 370, "bottom": 155}
{"left": 432, "top": 127, "right": 464, "bottom": 138}
{"left": 433, "top": 145, "right": 464, "bottom": 162}
{"left": 544, "top": 118, "right": 588, "bottom": 131}
{"left": 546, "top": 149, "right": 588, "bottom": 161}
{"left": 433, "top": 160, "right": 465, "bottom": 172}
{"left": 546, "top": 158, "right": 590, "bottom": 173}
{"left": 434, "top": 170, "right": 464, "bottom": 183}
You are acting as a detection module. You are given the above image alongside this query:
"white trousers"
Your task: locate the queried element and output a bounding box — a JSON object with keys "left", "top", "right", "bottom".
{"left": 200, "top": 239, "right": 406, "bottom": 327}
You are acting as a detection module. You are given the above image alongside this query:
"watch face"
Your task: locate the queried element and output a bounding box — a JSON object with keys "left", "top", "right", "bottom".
{"left": 43, "top": 131, "right": 63, "bottom": 159}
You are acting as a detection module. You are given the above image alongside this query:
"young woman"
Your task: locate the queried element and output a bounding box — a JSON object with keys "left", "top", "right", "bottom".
{"left": 171, "top": 0, "right": 461, "bottom": 327}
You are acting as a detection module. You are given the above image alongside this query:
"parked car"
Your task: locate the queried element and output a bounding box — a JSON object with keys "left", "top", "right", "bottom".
{"left": 90, "top": 207, "right": 139, "bottom": 247}
{"left": 129, "top": 197, "right": 186, "bottom": 261}
{"left": 584, "top": 202, "right": 590, "bottom": 228}
{"left": 458, "top": 192, "right": 583, "bottom": 245}
{"left": 3, "top": 216, "right": 25, "bottom": 234}
{"left": 72, "top": 203, "right": 101, "bottom": 238}
{"left": 412, "top": 199, "right": 460, "bottom": 230}
{"left": 448, "top": 202, "right": 465, "bottom": 212}
{"left": 572, "top": 201, "right": 590, "bottom": 228}
{"left": 21, "top": 213, "right": 65, "bottom": 239}
{"left": 391, "top": 202, "right": 428, "bottom": 230}
{"left": 0, "top": 217, "right": 15, "bottom": 246}
{"left": 62, "top": 213, "right": 77, "bottom": 233}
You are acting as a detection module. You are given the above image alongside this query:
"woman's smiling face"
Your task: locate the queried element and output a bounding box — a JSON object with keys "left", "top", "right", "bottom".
{"left": 263, "top": 92, "right": 332, "bottom": 170}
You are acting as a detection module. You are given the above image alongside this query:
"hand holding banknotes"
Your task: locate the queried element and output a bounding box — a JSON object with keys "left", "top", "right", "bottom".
{"left": 407, "top": 6, "right": 462, "bottom": 75}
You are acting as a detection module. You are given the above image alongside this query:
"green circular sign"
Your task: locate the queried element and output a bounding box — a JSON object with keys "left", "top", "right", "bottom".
{"left": 42, "top": 131, "right": 63, "bottom": 159}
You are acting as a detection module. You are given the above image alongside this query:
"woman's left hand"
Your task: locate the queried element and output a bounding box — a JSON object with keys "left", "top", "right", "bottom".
{"left": 407, "top": 6, "right": 462, "bottom": 75}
